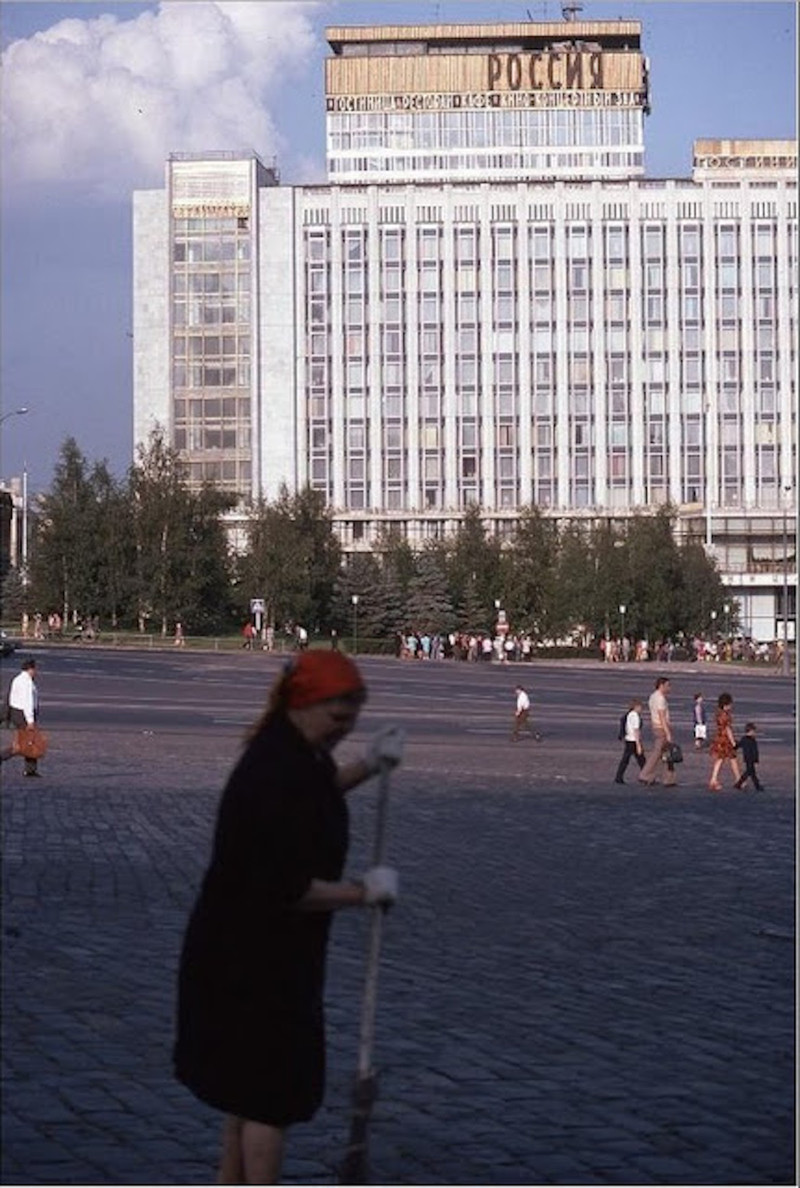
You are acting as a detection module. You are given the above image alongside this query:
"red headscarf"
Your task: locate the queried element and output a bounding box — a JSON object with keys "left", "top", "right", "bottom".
{"left": 282, "top": 650, "right": 366, "bottom": 709}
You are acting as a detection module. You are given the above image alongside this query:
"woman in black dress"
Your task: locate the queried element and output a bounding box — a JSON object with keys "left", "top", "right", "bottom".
{"left": 174, "top": 651, "right": 403, "bottom": 1183}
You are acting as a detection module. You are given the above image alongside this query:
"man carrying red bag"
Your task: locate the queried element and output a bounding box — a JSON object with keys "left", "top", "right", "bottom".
{"left": 1, "top": 657, "right": 44, "bottom": 777}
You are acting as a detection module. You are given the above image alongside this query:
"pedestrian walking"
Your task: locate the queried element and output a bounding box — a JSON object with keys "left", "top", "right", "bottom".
{"left": 511, "top": 685, "right": 536, "bottom": 741}
{"left": 614, "top": 698, "right": 646, "bottom": 784}
{"left": 708, "top": 692, "right": 742, "bottom": 791}
{"left": 0, "top": 658, "right": 42, "bottom": 777}
{"left": 173, "top": 650, "right": 404, "bottom": 1185}
{"left": 638, "top": 676, "right": 677, "bottom": 787}
{"left": 735, "top": 722, "right": 763, "bottom": 791}
{"left": 692, "top": 692, "right": 707, "bottom": 749}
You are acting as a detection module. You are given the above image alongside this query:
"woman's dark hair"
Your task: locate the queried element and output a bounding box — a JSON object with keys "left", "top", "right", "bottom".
{"left": 717, "top": 692, "right": 733, "bottom": 709}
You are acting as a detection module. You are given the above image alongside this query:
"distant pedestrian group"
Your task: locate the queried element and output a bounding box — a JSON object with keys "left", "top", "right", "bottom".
{"left": 612, "top": 679, "right": 766, "bottom": 793}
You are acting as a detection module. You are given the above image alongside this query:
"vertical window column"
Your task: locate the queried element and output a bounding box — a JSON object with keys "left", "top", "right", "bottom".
{"left": 604, "top": 224, "right": 630, "bottom": 506}
{"left": 493, "top": 224, "right": 518, "bottom": 508}
{"left": 530, "top": 224, "right": 556, "bottom": 507}
{"left": 343, "top": 227, "right": 367, "bottom": 510}
{"left": 455, "top": 225, "right": 479, "bottom": 507}
{"left": 306, "top": 230, "right": 331, "bottom": 500}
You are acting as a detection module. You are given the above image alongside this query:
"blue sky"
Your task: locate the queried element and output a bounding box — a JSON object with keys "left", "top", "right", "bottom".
{"left": 0, "top": 0, "right": 796, "bottom": 493}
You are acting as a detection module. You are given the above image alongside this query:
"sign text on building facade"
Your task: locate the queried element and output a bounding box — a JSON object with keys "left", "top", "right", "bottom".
{"left": 487, "top": 50, "right": 603, "bottom": 91}
{"left": 327, "top": 89, "right": 644, "bottom": 113}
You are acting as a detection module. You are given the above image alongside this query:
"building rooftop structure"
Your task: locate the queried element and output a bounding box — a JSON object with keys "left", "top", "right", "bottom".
{"left": 324, "top": 19, "right": 650, "bottom": 185}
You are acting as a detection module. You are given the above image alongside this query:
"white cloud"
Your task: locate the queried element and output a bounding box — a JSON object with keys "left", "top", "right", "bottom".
{"left": 0, "top": 1, "right": 320, "bottom": 201}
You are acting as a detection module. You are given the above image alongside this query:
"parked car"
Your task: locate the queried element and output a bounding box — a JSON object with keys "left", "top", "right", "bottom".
{"left": 1, "top": 631, "right": 17, "bottom": 658}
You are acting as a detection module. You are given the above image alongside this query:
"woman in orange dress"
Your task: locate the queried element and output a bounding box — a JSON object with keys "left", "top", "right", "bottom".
{"left": 708, "top": 692, "right": 742, "bottom": 791}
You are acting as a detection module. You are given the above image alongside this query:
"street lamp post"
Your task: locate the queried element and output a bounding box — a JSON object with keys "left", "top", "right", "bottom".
{"left": 619, "top": 603, "right": 627, "bottom": 646}
{"left": 351, "top": 594, "right": 359, "bottom": 655}
{"left": 782, "top": 488, "right": 791, "bottom": 676}
{"left": 0, "top": 406, "right": 29, "bottom": 428}
{"left": 21, "top": 464, "right": 29, "bottom": 585}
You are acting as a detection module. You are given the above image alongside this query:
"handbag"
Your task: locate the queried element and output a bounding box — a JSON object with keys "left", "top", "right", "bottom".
{"left": 13, "top": 725, "right": 48, "bottom": 760}
{"left": 663, "top": 742, "right": 683, "bottom": 765}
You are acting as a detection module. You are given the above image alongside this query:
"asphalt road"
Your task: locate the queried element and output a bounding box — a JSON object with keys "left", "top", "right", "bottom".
{"left": 9, "top": 644, "right": 796, "bottom": 750}
{"left": 1, "top": 648, "right": 796, "bottom": 1185}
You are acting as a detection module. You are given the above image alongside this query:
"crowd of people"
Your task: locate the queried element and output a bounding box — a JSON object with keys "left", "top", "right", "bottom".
{"left": 394, "top": 628, "right": 787, "bottom": 667}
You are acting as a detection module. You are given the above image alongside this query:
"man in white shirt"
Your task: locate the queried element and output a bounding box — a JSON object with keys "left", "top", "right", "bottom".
{"left": 511, "top": 685, "right": 540, "bottom": 741}
{"left": 614, "top": 699, "right": 646, "bottom": 784}
{"left": 1, "top": 658, "right": 41, "bottom": 776}
{"left": 638, "top": 676, "right": 677, "bottom": 787}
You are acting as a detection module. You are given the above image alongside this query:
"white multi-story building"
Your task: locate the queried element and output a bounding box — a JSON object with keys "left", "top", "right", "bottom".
{"left": 133, "top": 18, "right": 797, "bottom": 642}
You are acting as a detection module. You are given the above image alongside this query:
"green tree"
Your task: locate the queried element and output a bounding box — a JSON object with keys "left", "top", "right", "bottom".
{"left": 444, "top": 504, "right": 502, "bottom": 630}
{"left": 0, "top": 567, "right": 26, "bottom": 624}
{"left": 503, "top": 507, "right": 559, "bottom": 638}
{"left": 238, "top": 485, "right": 341, "bottom": 633}
{"left": 551, "top": 521, "right": 593, "bottom": 641}
{"left": 405, "top": 546, "right": 454, "bottom": 633}
{"left": 129, "top": 429, "right": 234, "bottom": 634}
{"left": 331, "top": 552, "right": 383, "bottom": 643}
{"left": 27, "top": 438, "right": 111, "bottom": 623}
{"left": 675, "top": 537, "right": 728, "bottom": 638}
{"left": 624, "top": 508, "right": 684, "bottom": 640}
{"left": 92, "top": 462, "right": 136, "bottom": 628}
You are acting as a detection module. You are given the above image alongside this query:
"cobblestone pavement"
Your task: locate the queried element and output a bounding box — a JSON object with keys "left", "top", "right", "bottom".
{"left": 1, "top": 658, "right": 795, "bottom": 1186}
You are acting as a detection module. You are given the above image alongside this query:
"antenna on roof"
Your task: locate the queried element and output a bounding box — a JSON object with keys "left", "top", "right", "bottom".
{"left": 562, "top": 1, "right": 582, "bottom": 19}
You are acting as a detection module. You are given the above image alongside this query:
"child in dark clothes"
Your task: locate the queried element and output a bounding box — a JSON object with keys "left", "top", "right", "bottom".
{"left": 735, "top": 722, "right": 763, "bottom": 791}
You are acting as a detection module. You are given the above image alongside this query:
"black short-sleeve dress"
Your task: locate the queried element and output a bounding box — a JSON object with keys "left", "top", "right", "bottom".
{"left": 174, "top": 713, "right": 349, "bottom": 1126}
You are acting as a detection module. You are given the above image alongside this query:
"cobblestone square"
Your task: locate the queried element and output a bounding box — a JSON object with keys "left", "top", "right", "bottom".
{"left": 1, "top": 652, "right": 795, "bottom": 1184}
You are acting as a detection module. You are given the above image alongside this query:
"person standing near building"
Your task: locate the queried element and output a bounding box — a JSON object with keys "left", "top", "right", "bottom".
{"left": 174, "top": 650, "right": 404, "bottom": 1185}
{"left": 614, "top": 698, "right": 646, "bottom": 784}
{"left": 638, "top": 676, "right": 677, "bottom": 787}
{"left": 708, "top": 692, "right": 742, "bottom": 791}
{"left": 0, "top": 658, "right": 41, "bottom": 777}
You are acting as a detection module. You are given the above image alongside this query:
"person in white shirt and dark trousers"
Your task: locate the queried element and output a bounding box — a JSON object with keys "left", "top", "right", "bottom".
{"left": 1, "top": 658, "right": 41, "bottom": 777}
{"left": 615, "top": 699, "right": 646, "bottom": 784}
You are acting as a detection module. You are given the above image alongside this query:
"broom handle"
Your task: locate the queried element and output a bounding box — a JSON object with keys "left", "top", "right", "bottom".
{"left": 338, "top": 762, "right": 393, "bottom": 1184}
{"left": 356, "top": 761, "right": 392, "bottom": 1078}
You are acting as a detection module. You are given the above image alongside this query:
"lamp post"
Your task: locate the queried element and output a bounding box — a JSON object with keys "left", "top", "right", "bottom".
{"left": 782, "top": 487, "right": 791, "bottom": 676}
{"left": 351, "top": 594, "right": 359, "bottom": 655}
{"left": 0, "top": 406, "right": 29, "bottom": 428}
{"left": 619, "top": 603, "right": 627, "bottom": 644}
{"left": 21, "top": 463, "right": 29, "bottom": 586}
{"left": 723, "top": 602, "right": 730, "bottom": 641}
{"left": 704, "top": 397, "right": 713, "bottom": 551}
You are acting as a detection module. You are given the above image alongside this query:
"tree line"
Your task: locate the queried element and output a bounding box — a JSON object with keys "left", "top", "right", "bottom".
{"left": 0, "top": 432, "right": 731, "bottom": 646}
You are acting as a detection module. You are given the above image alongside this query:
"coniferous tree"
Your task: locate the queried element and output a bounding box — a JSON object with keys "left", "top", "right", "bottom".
{"left": 129, "top": 429, "right": 234, "bottom": 634}
{"left": 28, "top": 438, "right": 107, "bottom": 624}
{"left": 445, "top": 504, "right": 502, "bottom": 629}
{"left": 504, "top": 507, "right": 559, "bottom": 638}
{"left": 331, "top": 552, "right": 383, "bottom": 642}
{"left": 405, "top": 547, "right": 454, "bottom": 634}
